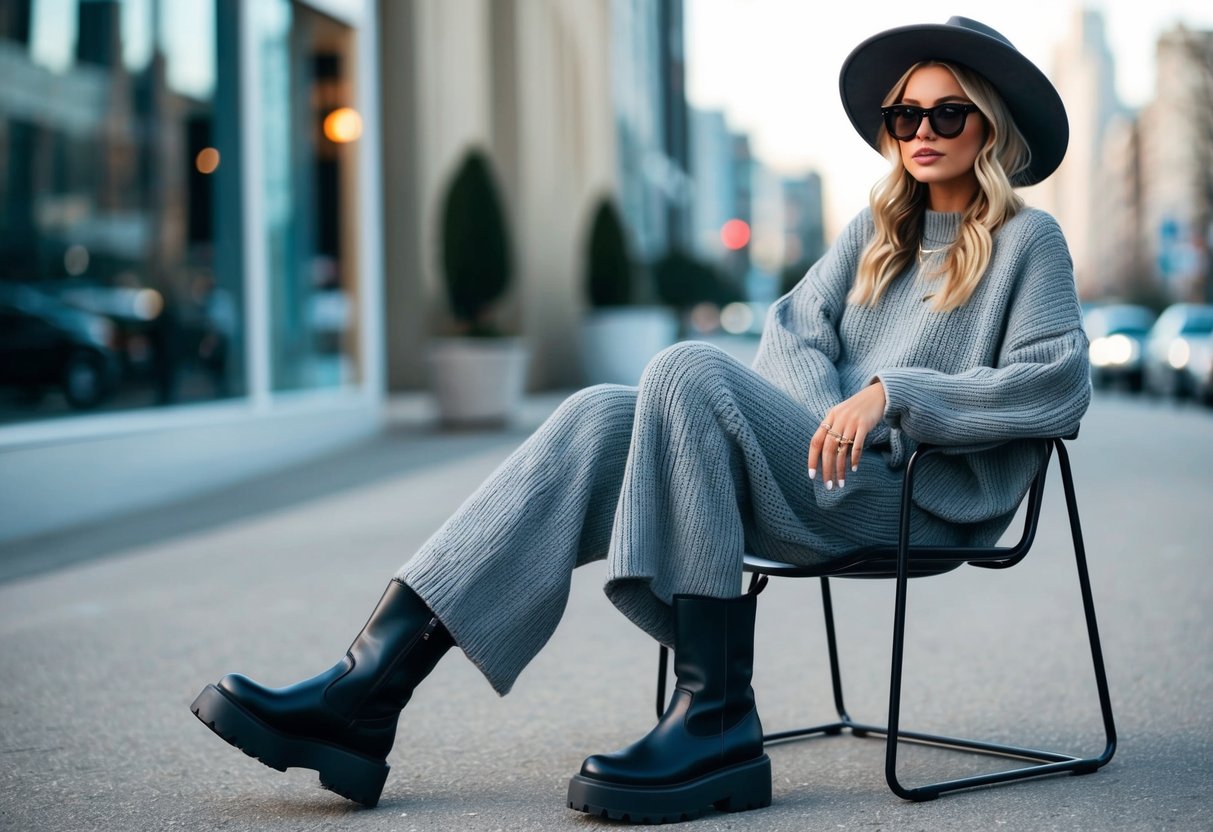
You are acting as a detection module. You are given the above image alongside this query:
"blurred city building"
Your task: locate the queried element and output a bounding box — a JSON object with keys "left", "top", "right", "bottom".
{"left": 1043, "top": 8, "right": 1213, "bottom": 309}
{"left": 1042, "top": 10, "right": 1213, "bottom": 308}
{"left": 688, "top": 107, "right": 736, "bottom": 262}
{"left": 781, "top": 172, "right": 826, "bottom": 286}
{"left": 1136, "top": 24, "right": 1213, "bottom": 305}
{"left": 1041, "top": 8, "right": 1124, "bottom": 299}
{"left": 725, "top": 133, "right": 755, "bottom": 288}
{"left": 611, "top": 0, "right": 690, "bottom": 262}
{"left": 686, "top": 107, "right": 825, "bottom": 304}
{"left": 1092, "top": 114, "right": 1145, "bottom": 301}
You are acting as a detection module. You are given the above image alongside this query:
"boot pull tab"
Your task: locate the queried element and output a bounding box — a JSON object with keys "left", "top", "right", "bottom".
{"left": 747, "top": 573, "right": 769, "bottom": 596}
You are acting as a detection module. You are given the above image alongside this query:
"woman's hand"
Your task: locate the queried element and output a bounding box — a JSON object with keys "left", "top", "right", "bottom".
{"left": 808, "top": 381, "right": 887, "bottom": 489}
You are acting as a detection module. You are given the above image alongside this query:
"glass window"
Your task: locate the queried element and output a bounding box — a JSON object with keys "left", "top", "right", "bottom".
{"left": 0, "top": 0, "right": 244, "bottom": 423}
{"left": 258, "top": 0, "right": 362, "bottom": 392}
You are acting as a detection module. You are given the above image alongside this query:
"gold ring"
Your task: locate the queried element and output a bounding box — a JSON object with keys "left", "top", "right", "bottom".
{"left": 821, "top": 421, "right": 833, "bottom": 431}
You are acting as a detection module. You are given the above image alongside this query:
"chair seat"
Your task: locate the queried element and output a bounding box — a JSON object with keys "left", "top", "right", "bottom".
{"left": 744, "top": 551, "right": 964, "bottom": 580}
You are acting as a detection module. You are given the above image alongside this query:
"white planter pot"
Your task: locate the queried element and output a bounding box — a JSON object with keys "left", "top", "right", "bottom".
{"left": 580, "top": 307, "right": 679, "bottom": 386}
{"left": 426, "top": 337, "right": 529, "bottom": 427}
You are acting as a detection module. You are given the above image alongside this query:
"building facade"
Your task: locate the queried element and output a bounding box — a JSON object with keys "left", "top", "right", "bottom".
{"left": 610, "top": 0, "right": 690, "bottom": 268}
{"left": 1, "top": 0, "right": 631, "bottom": 545}
{"left": 782, "top": 172, "right": 826, "bottom": 281}
{"left": 1, "top": 0, "right": 385, "bottom": 543}
{"left": 1137, "top": 25, "right": 1213, "bottom": 303}
{"left": 1092, "top": 114, "right": 1146, "bottom": 301}
{"left": 687, "top": 107, "right": 734, "bottom": 263}
{"left": 378, "top": 0, "right": 617, "bottom": 391}
{"left": 1043, "top": 8, "right": 1123, "bottom": 299}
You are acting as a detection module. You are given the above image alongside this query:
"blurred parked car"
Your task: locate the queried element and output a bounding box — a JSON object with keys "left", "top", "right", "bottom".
{"left": 1181, "top": 331, "right": 1213, "bottom": 406}
{"left": 0, "top": 283, "right": 119, "bottom": 409}
{"left": 1083, "top": 304, "right": 1155, "bottom": 392}
{"left": 1143, "top": 304, "right": 1213, "bottom": 398}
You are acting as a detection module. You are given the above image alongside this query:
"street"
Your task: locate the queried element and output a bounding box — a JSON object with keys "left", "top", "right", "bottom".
{"left": 1, "top": 391, "right": 1210, "bottom": 831}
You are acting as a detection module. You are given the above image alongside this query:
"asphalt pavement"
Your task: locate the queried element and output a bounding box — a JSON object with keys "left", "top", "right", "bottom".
{"left": 1, "top": 390, "right": 1210, "bottom": 832}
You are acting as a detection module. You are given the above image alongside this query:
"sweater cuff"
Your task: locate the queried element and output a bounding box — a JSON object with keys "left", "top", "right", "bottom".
{"left": 873, "top": 370, "right": 911, "bottom": 430}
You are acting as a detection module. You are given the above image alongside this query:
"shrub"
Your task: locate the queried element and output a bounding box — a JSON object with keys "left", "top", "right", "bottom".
{"left": 440, "top": 150, "right": 511, "bottom": 336}
{"left": 586, "top": 199, "right": 633, "bottom": 308}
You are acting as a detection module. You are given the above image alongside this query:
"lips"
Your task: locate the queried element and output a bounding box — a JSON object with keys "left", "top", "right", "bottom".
{"left": 913, "top": 148, "right": 943, "bottom": 159}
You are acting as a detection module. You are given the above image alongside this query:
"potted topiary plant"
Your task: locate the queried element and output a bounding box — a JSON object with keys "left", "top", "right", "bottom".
{"left": 426, "top": 150, "right": 529, "bottom": 426}
{"left": 579, "top": 198, "right": 677, "bottom": 385}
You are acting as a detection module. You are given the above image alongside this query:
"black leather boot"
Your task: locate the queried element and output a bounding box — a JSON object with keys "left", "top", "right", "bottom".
{"left": 190, "top": 579, "right": 452, "bottom": 807}
{"left": 567, "top": 589, "right": 771, "bottom": 823}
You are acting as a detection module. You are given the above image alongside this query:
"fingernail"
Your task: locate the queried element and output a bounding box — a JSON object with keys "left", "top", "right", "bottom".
{"left": 825, "top": 480, "right": 833, "bottom": 491}
{"left": 852, "top": 465, "right": 858, "bottom": 472}
{"left": 808, "top": 468, "right": 816, "bottom": 480}
{"left": 839, "top": 479, "right": 845, "bottom": 489}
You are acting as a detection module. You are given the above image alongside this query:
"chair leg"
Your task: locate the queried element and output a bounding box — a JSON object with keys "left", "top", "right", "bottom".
{"left": 744, "top": 576, "right": 855, "bottom": 744}
{"left": 880, "top": 439, "right": 1117, "bottom": 800}
{"left": 1053, "top": 439, "right": 1118, "bottom": 764}
{"left": 820, "top": 578, "right": 852, "bottom": 730}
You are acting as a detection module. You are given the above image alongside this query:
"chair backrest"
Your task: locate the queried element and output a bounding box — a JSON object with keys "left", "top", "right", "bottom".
{"left": 744, "top": 437, "right": 1058, "bottom": 581}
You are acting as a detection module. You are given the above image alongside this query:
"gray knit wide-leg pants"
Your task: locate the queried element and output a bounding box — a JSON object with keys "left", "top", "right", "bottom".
{"left": 398, "top": 342, "right": 910, "bottom": 695}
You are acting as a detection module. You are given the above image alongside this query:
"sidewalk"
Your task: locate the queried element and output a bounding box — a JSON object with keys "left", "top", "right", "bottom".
{"left": 0, "top": 392, "right": 1210, "bottom": 831}
{"left": 0, "top": 392, "right": 570, "bottom": 584}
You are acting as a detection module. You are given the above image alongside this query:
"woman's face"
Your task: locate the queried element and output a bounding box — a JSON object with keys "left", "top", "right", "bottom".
{"left": 894, "top": 65, "right": 986, "bottom": 211}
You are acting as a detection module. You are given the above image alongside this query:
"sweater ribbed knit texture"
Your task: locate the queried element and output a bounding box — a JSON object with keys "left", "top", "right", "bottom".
{"left": 399, "top": 206, "right": 1090, "bottom": 695}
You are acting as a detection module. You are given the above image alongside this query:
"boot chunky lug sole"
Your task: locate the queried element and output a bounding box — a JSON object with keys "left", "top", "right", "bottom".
{"left": 191, "top": 683, "right": 389, "bottom": 807}
{"left": 566, "top": 753, "right": 772, "bottom": 823}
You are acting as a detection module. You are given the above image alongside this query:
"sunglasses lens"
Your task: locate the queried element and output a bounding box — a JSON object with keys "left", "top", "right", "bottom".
{"left": 886, "top": 108, "right": 920, "bottom": 140}
{"left": 932, "top": 106, "right": 966, "bottom": 137}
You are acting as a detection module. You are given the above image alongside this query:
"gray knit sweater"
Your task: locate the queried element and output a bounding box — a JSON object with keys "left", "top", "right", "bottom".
{"left": 754, "top": 207, "right": 1090, "bottom": 531}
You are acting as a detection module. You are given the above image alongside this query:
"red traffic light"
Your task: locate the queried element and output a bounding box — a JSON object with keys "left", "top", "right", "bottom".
{"left": 720, "top": 219, "right": 751, "bottom": 250}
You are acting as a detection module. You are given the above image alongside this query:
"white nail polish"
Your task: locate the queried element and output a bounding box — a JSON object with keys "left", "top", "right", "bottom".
{"left": 826, "top": 481, "right": 833, "bottom": 491}
{"left": 808, "top": 468, "right": 816, "bottom": 480}
{"left": 852, "top": 465, "right": 858, "bottom": 472}
{"left": 839, "top": 479, "right": 845, "bottom": 489}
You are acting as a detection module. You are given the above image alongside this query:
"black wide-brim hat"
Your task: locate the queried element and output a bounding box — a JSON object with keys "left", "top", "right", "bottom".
{"left": 839, "top": 16, "right": 1068, "bottom": 187}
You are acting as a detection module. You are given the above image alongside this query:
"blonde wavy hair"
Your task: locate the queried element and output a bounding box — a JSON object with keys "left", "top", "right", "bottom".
{"left": 849, "top": 61, "right": 1032, "bottom": 312}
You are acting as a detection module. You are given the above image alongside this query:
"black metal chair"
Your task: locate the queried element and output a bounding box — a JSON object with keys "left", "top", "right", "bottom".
{"left": 655, "top": 436, "right": 1117, "bottom": 801}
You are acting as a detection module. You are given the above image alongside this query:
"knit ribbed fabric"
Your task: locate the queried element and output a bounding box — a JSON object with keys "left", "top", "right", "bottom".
{"left": 399, "top": 206, "right": 1090, "bottom": 696}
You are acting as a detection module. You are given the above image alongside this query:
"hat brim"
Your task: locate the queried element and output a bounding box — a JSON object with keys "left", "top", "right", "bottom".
{"left": 839, "top": 22, "right": 1068, "bottom": 187}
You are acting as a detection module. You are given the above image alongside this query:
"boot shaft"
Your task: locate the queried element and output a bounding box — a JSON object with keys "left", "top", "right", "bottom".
{"left": 325, "top": 579, "right": 453, "bottom": 720}
{"left": 671, "top": 592, "right": 757, "bottom": 736}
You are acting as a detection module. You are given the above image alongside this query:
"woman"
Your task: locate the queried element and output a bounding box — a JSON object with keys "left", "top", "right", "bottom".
{"left": 191, "top": 16, "right": 1089, "bottom": 823}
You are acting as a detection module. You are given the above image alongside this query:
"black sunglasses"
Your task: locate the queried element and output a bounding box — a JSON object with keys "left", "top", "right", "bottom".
{"left": 880, "top": 103, "right": 981, "bottom": 141}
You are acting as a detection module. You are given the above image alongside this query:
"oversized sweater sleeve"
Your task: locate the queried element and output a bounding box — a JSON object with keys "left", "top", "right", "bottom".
{"left": 752, "top": 210, "right": 871, "bottom": 422}
{"left": 875, "top": 212, "right": 1091, "bottom": 447}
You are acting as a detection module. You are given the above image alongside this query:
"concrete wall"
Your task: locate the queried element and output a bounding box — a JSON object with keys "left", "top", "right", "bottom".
{"left": 379, "top": 0, "right": 617, "bottom": 390}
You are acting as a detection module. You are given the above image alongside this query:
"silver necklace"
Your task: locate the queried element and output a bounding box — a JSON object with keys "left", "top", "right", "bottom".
{"left": 917, "top": 243, "right": 948, "bottom": 262}
{"left": 916, "top": 243, "right": 948, "bottom": 302}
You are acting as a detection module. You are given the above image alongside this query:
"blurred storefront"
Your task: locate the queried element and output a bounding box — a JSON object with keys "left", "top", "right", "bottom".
{"left": 1, "top": 0, "right": 657, "bottom": 545}
{"left": 0, "top": 0, "right": 385, "bottom": 543}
